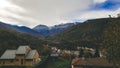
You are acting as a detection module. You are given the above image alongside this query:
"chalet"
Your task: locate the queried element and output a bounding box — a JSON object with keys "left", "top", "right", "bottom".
{"left": 0, "top": 46, "right": 40, "bottom": 66}
{"left": 71, "top": 57, "right": 114, "bottom": 68}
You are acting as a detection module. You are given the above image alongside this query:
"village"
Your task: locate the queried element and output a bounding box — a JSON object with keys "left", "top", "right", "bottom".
{"left": 0, "top": 13, "right": 120, "bottom": 68}
{"left": 0, "top": 45, "right": 115, "bottom": 68}
{"left": 50, "top": 46, "right": 114, "bottom": 68}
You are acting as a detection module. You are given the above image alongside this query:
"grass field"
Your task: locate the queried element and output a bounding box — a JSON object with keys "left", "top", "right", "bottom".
{"left": 44, "top": 57, "right": 70, "bottom": 68}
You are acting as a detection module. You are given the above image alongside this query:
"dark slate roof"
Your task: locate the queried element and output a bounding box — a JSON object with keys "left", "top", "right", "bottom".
{"left": 0, "top": 50, "right": 16, "bottom": 59}
{"left": 25, "top": 50, "right": 37, "bottom": 59}
{"left": 16, "top": 46, "right": 29, "bottom": 54}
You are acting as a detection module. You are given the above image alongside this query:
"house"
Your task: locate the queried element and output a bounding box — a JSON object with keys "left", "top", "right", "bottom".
{"left": 0, "top": 46, "right": 40, "bottom": 66}
{"left": 50, "top": 52, "right": 59, "bottom": 59}
{"left": 71, "top": 57, "right": 114, "bottom": 68}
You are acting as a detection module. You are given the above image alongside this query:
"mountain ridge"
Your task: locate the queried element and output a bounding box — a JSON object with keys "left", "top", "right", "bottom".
{"left": 49, "top": 18, "right": 120, "bottom": 49}
{"left": 0, "top": 20, "right": 78, "bottom": 37}
{"left": 0, "top": 21, "right": 43, "bottom": 37}
{"left": 33, "top": 23, "right": 76, "bottom": 36}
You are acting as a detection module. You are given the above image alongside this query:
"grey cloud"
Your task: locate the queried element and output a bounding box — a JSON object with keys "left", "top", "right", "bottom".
{"left": 1, "top": 0, "right": 119, "bottom": 28}
{"left": 3, "top": 0, "right": 92, "bottom": 27}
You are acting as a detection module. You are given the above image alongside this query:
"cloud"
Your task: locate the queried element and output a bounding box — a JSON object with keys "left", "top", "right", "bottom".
{"left": 0, "top": 0, "right": 120, "bottom": 28}
{"left": 93, "top": 0, "right": 107, "bottom": 3}
{"left": 0, "top": 0, "right": 27, "bottom": 24}
{"left": 78, "top": 8, "right": 120, "bottom": 20}
{"left": 0, "top": 0, "right": 93, "bottom": 28}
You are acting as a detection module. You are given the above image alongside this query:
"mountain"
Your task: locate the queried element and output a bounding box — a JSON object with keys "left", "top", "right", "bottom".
{"left": 50, "top": 18, "right": 120, "bottom": 49}
{"left": 33, "top": 23, "right": 75, "bottom": 36}
{"left": 49, "top": 23, "right": 75, "bottom": 36}
{"left": 0, "top": 21, "right": 42, "bottom": 37}
{"left": 0, "top": 21, "right": 47, "bottom": 55}
{"left": 0, "top": 21, "right": 75, "bottom": 37}
{"left": 12, "top": 25, "right": 42, "bottom": 37}
{"left": 0, "top": 21, "right": 18, "bottom": 32}
{"left": 33, "top": 25, "right": 50, "bottom": 36}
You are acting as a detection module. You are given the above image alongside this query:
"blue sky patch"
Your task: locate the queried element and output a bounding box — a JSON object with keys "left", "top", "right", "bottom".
{"left": 92, "top": 0, "right": 120, "bottom": 10}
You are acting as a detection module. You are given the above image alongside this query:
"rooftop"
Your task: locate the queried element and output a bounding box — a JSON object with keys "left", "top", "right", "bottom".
{"left": 16, "top": 46, "right": 30, "bottom": 54}
{"left": 0, "top": 46, "right": 37, "bottom": 60}
{"left": 0, "top": 50, "right": 16, "bottom": 59}
{"left": 25, "top": 50, "right": 37, "bottom": 59}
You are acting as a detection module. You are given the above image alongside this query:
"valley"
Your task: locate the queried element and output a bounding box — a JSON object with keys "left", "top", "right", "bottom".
{"left": 0, "top": 17, "right": 120, "bottom": 68}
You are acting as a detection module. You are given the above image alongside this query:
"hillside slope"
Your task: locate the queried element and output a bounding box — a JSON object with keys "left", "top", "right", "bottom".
{"left": 0, "top": 22, "right": 47, "bottom": 55}
{"left": 52, "top": 18, "right": 120, "bottom": 49}
{"left": 12, "top": 25, "right": 42, "bottom": 37}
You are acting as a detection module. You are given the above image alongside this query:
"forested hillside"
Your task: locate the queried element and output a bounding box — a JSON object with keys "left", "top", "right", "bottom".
{"left": 0, "top": 22, "right": 48, "bottom": 56}
{"left": 50, "top": 18, "right": 120, "bottom": 49}
{"left": 103, "top": 18, "right": 120, "bottom": 67}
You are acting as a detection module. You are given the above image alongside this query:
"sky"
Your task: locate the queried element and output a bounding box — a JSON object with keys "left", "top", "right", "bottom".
{"left": 0, "top": 0, "right": 120, "bottom": 28}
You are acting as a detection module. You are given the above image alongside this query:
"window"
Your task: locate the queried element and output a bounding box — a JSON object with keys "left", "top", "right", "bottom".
{"left": 10, "top": 60, "right": 13, "bottom": 63}
{"left": 3, "top": 61, "right": 5, "bottom": 64}
{"left": 21, "top": 59, "right": 24, "bottom": 65}
{"left": 16, "top": 59, "right": 19, "bottom": 61}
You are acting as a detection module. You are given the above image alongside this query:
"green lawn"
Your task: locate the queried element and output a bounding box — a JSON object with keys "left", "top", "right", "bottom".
{"left": 45, "top": 57, "right": 70, "bottom": 68}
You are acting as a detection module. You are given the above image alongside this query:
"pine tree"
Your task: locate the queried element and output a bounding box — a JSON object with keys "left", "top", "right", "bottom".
{"left": 79, "top": 48, "right": 84, "bottom": 57}
{"left": 94, "top": 48, "right": 100, "bottom": 57}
